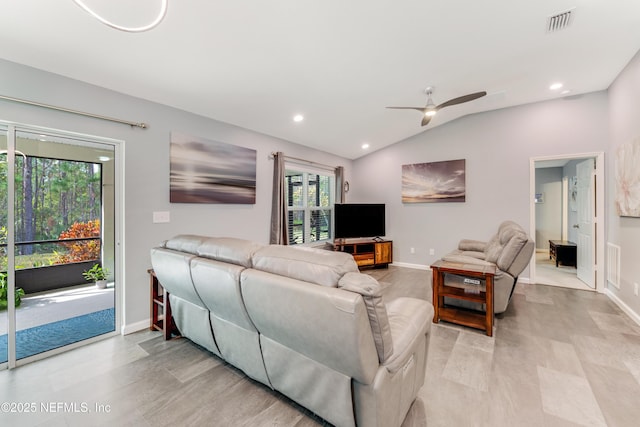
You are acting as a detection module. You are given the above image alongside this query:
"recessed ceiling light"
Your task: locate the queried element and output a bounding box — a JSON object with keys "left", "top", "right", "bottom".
{"left": 549, "top": 82, "right": 564, "bottom": 90}
{"left": 361, "top": 143, "right": 370, "bottom": 150}
{"left": 293, "top": 114, "right": 304, "bottom": 122}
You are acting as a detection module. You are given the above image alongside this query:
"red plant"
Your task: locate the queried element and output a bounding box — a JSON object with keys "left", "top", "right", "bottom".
{"left": 54, "top": 220, "right": 101, "bottom": 264}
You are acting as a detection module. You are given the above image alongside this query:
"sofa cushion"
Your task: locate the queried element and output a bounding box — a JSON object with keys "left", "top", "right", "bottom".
{"left": 252, "top": 245, "right": 359, "bottom": 287}
{"left": 163, "top": 234, "right": 209, "bottom": 254}
{"left": 150, "top": 247, "right": 203, "bottom": 306}
{"left": 457, "top": 239, "right": 487, "bottom": 252}
{"left": 338, "top": 272, "right": 393, "bottom": 363}
{"left": 483, "top": 221, "right": 527, "bottom": 265}
{"left": 496, "top": 230, "right": 528, "bottom": 271}
{"left": 197, "top": 237, "right": 263, "bottom": 268}
{"left": 484, "top": 236, "right": 502, "bottom": 263}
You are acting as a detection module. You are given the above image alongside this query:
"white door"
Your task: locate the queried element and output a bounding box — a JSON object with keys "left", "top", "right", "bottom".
{"left": 576, "top": 159, "right": 595, "bottom": 288}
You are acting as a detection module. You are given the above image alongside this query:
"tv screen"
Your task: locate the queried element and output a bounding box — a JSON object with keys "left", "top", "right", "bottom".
{"left": 334, "top": 203, "right": 385, "bottom": 239}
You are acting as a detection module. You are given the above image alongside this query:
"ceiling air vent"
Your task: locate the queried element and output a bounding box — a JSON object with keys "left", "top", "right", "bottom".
{"left": 547, "top": 8, "right": 575, "bottom": 32}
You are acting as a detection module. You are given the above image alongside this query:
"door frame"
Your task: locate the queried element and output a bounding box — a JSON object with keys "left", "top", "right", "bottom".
{"left": 2, "top": 122, "right": 124, "bottom": 369}
{"left": 529, "top": 152, "right": 605, "bottom": 293}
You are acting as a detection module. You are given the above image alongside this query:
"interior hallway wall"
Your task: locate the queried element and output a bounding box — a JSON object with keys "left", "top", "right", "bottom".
{"left": 607, "top": 49, "right": 640, "bottom": 319}
{"left": 535, "top": 167, "right": 562, "bottom": 250}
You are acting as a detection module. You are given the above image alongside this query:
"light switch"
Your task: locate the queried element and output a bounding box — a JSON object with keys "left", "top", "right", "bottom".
{"left": 153, "top": 211, "right": 170, "bottom": 223}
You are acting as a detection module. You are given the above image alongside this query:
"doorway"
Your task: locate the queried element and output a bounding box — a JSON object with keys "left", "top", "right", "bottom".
{"left": 529, "top": 153, "right": 605, "bottom": 293}
{"left": 1, "top": 123, "right": 122, "bottom": 368}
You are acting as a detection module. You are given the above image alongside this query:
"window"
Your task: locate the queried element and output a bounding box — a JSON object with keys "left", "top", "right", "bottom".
{"left": 285, "top": 166, "right": 334, "bottom": 245}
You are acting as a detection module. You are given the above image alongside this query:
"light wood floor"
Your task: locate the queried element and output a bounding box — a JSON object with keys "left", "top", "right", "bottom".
{"left": 1, "top": 266, "right": 639, "bottom": 426}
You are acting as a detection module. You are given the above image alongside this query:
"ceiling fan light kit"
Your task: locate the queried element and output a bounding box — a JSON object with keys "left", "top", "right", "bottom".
{"left": 424, "top": 90, "right": 437, "bottom": 116}
{"left": 386, "top": 87, "right": 487, "bottom": 127}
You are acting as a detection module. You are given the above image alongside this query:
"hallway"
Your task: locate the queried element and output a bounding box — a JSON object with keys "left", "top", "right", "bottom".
{"left": 535, "top": 250, "right": 592, "bottom": 291}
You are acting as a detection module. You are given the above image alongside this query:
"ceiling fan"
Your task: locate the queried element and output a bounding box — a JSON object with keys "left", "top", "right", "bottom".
{"left": 386, "top": 87, "right": 487, "bottom": 126}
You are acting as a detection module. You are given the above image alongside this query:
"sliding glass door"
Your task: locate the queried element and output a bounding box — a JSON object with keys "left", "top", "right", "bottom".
{"left": 1, "top": 124, "right": 118, "bottom": 368}
{"left": 0, "top": 125, "right": 7, "bottom": 366}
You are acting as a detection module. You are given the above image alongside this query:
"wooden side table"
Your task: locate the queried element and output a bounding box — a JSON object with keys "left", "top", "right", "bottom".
{"left": 431, "top": 260, "right": 496, "bottom": 336}
{"left": 549, "top": 240, "right": 577, "bottom": 267}
{"left": 148, "top": 269, "right": 179, "bottom": 340}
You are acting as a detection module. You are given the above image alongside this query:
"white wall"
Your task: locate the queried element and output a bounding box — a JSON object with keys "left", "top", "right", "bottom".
{"left": 350, "top": 91, "right": 609, "bottom": 277}
{"left": 0, "top": 59, "right": 352, "bottom": 331}
{"left": 535, "top": 167, "right": 562, "bottom": 249}
{"left": 607, "top": 49, "right": 640, "bottom": 318}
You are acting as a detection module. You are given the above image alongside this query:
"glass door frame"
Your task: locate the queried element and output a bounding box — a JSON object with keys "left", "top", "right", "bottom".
{"left": 2, "top": 122, "right": 124, "bottom": 369}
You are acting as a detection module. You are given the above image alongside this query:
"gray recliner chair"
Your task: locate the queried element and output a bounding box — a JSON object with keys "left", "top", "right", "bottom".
{"left": 441, "top": 220, "right": 535, "bottom": 314}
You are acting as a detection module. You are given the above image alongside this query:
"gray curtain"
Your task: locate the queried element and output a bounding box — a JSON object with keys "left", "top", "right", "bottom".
{"left": 270, "top": 152, "right": 289, "bottom": 244}
{"left": 335, "top": 166, "right": 345, "bottom": 204}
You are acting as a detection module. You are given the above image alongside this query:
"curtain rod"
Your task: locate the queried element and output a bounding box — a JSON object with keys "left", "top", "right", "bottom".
{"left": 270, "top": 152, "right": 337, "bottom": 171}
{"left": 0, "top": 94, "right": 148, "bottom": 129}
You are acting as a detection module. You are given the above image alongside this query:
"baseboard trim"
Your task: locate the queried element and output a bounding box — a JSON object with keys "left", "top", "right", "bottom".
{"left": 121, "top": 319, "right": 151, "bottom": 335}
{"left": 390, "top": 261, "right": 430, "bottom": 270}
{"left": 605, "top": 289, "right": 640, "bottom": 327}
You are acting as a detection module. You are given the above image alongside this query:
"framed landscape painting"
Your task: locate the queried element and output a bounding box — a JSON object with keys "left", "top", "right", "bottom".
{"left": 402, "top": 159, "right": 466, "bottom": 203}
{"left": 170, "top": 132, "right": 256, "bottom": 204}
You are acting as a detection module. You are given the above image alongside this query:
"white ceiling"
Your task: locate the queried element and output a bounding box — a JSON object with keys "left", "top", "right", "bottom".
{"left": 1, "top": 0, "right": 639, "bottom": 159}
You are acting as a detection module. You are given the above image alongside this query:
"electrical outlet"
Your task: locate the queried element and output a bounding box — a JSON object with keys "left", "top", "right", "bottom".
{"left": 429, "top": 248, "right": 435, "bottom": 256}
{"left": 635, "top": 283, "right": 639, "bottom": 296}
{"left": 410, "top": 247, "right": 415, "bottom": 254}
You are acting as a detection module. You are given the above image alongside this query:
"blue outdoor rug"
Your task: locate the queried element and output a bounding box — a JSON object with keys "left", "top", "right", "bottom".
{"left": 0, "top": 308, "right": 115, "bottom": 363}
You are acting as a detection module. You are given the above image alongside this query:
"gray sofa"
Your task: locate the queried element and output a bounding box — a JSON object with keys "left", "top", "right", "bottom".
{"left": 150, "top": 235, "right": 433, "bottom": 427}
{"left": 441, "top": 220, "right": 534, "bottom": 314}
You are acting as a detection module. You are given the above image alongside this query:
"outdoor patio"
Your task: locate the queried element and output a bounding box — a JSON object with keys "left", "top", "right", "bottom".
{"left": 0, "top": 284, "right": 115, "bottom": 361}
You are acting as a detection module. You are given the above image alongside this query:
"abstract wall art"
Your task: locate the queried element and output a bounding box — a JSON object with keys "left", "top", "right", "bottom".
{"left": 170, "top": 132, "right": 256, "bottom": 204}
{"left": 402, "top": 159, "right": 466, "bottom": 203}
{"left": 615, "top": 137, "right": 640, "bottom": 217}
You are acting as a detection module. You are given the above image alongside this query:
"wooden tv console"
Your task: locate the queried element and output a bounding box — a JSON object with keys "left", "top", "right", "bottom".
{"left": 334, "top": 239, "right": 392, "bottom": 268}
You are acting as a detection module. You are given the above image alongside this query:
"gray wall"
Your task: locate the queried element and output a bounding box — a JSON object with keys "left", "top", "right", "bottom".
{"left": 3, "top": 45, "right": 639, "bottom": 329}
{"left": 535, "top": 167, "right": 562, "bottom": 249}
{"left": 350, "top": 91, "right": 610, "bottom": 279}
{"left": 607, "top": 49, "right": 640, "bottom": 317}
{"left": 0, "top": 59, "right": 352, "bottom": 331}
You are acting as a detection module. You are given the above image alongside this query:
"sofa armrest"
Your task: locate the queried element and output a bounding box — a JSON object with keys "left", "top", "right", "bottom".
{"left": 441, "top": 253, "right": 494, "bottom": 267}
{"left": 458, "top": 239, "right": 487, "bottom": 252}
{"left": 382, "top": 297, "right": 431, "bottom": 374}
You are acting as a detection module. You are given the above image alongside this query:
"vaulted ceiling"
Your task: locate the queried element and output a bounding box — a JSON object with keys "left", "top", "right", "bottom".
{"left": 1, "top": 1, "right": 639, "bottom": 159}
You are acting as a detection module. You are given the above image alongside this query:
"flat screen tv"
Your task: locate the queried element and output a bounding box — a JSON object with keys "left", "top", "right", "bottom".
{"left": 334, "top": 203, "right": 385, "bottom": 239}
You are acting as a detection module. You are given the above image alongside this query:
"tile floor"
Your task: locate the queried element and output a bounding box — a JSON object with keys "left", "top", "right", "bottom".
{"left": 1, "top": 266, "right": 639, "bottom": 426}
{"left": 367, "top": 266, "right": 640, "bottom": 427}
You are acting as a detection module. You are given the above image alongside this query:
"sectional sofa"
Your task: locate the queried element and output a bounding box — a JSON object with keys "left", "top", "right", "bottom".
{"left": 150, "top": 235, "right": 433, "bottom": 427}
